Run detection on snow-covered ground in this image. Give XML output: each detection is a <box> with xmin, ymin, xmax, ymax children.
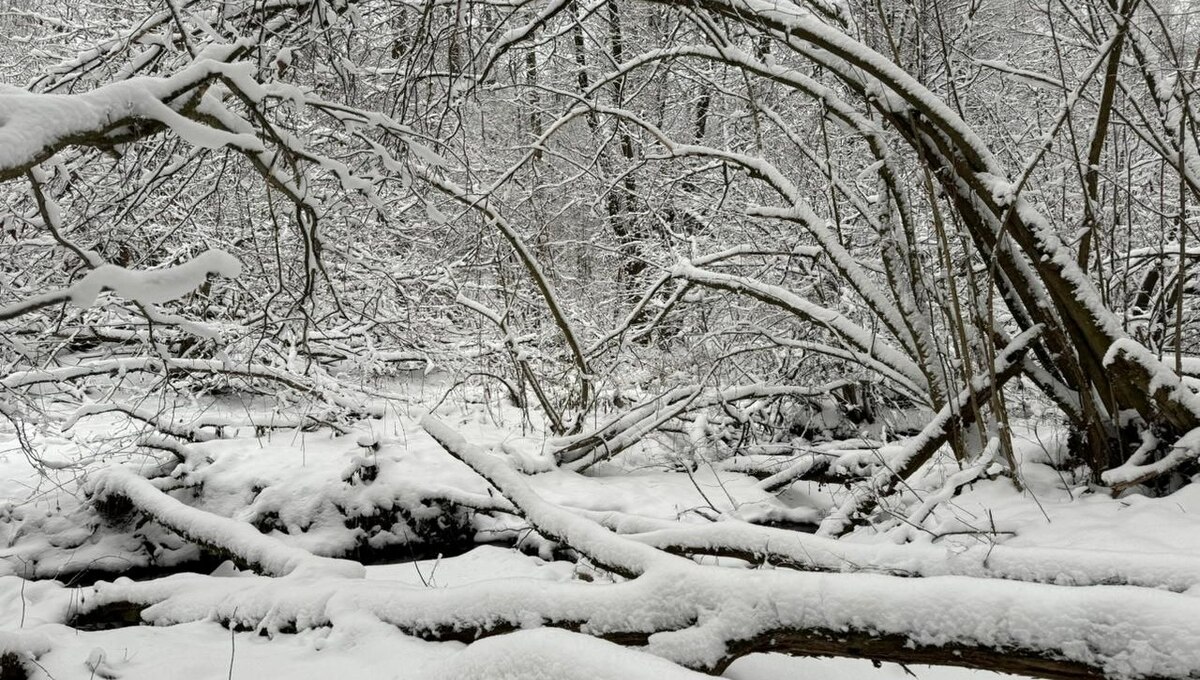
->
<box><xmin>2</xmin><ymin>385</ymin><xmax>1197</xmax><ymax>679</ymax></box>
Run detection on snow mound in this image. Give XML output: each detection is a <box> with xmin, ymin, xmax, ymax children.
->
<box><xmin>425</xmin><ymin>628</ymin><xmax>713</xmax><ymax>679</ymax></box>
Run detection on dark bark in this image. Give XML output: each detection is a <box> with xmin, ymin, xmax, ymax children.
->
<box><xmin>715</xmin><ymin>628</ymin><xmax>1109</xmax><ymax>680</ymax></box>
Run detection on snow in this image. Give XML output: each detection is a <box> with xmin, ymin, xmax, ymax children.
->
<box><xmin>70</xmin><ymin>551</ymin><xmax>1200</xmax><ymax>678</ymax></box>
<box><xmin>422</xmin><ymin>415</ymin><xmax>683</xmax><ymax>576</ymax></box>
<box><xmin>425</xmin><ymin>628</ymin><xmax>714</xmax><ymax>680</ymax></box>
<box><xmin>6</xmin><ymin>399</ymin><xmax>1200</xmax><ymax>679</ymax></box>
<box><xmin>88</xmin><ymin>466</ymin><xmax>366</xmax><ymax>578</ymax></box>
<box><xmin>0</xmin><ymin>58</ymin><xmax>264</xmax><ymax>177</ymax></box>
<box><xmin>3</xmin><ymin>618</ymin><xmax>451</xmax><ymax>680</ymax></box>
<box><xmin>7</xmin><ymin>0</ymin><xmax>1200</xmax><ymax>676</ymax></box>
<box><xmin>181</xmin><ymin>431</ymin><xmax>501</xmax><ymax>557</ymax></box>
<box><xmin>671</xmin><ymin>262</ymin><xmax>926</xmax><ymax>389</ymax></box>
<box><xmin>726</xmin><ymin>654</ymin><xmax>1009</xmax><ymax>679</ymax></box>
<box><xmin>0</xmin><ymin>249</ymin><xmax>241</xmax><ymax>323</ymax></box>
<box><xmin>365</xmin><ymin>545</ymin><xmax>576</xmax><ymax>586</ymax></box>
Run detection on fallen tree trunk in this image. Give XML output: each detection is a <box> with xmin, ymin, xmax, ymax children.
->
<box><xmin>88</xmin><ymin>467</ymin><xmax>365</xmax><ymax>578</ymax></box>
<box><xmin>75</xmin><ymin>536</ymin><xmax>1200</xmax><ymax>679</ymax></box>
<box><xmin>66</xmin><ymin>420</ymin><xmax>1200</xmax><ymax>680</ymax></box>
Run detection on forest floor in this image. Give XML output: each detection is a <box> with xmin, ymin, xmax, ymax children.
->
<box><xmin>2</xmin><ymin>373</ymin><xmax>1198</xmax><ymax>679</ymax></box>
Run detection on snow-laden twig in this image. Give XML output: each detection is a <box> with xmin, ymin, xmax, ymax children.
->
<box><xmin>2</xmin><ymin>357</ymin><xmax>368</xmax><ymax>413</ymax></box>
<box><xmin>899</xmin><ymin>436</ymin><xmax>1000</xmax><ymax>531</ymax></box>
<box><xmin>672</xmin><ymin>262</ymin><xmax>926</xmax><ymax>389</ymax></box>
<box><xmin>755</xmin><ymin>452</ymin><xmax>833</xmax><ymax>492</ymax></box>
<box><xmin>65</xmin><ymin>402</ymin><xmax>220</xmax><ymax>443</ymax></box>
<box><xmin>0</xmin><ymin>249</ymin><xmax>240</xmax><ymax>322</ymax></box>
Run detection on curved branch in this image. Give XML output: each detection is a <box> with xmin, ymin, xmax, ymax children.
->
<box><xmin>671</xmin><ymin>263</ymin><xmax>927</xmax><ymax>390</ymax></box>
<box><xmin>418</xmin><ymin>170</ymin><xmax>594</xmax><ymax>415</ymax></box>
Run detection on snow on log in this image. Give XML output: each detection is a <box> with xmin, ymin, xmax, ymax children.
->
<box><xmin>423</xmin><ymin>628</ymin><xmax>714</xmax><ymax>680</ymax></box>
<box><xmin>1104</xmin><ymin>339</ymin><xmax>1200</xmax><ymax>435</ymax></box>
<box><xmin>552</xmin><ymin>386</ymin><xmax>699</xmax><ymax>464</ymax></box>
<box><xmin>631</xmin><ymin>520</ymin><xmax>1200</xmax><ymax>591</ymax></box>
<box><xmin>81</xmin><ymin>551</ymin><xmax>1200</xmax><ymax>679</ymax></box>
<box><xmin>87</xmin><ymin>467</ymin><xmax>365</xmax><ymax>578</ymax></box>
<box><xmin>1102</xmin><ymin>426</ymin><xmax>1200</xmax><ymax>492</ymax></box>
<box><xmin>421</xmin><ymin>415</ymin><xmax>682</xmax><ymax>577</ymax></box>
<box><xmin>554</xmin><ymin>381</ymin><xmax>857</xmax><ymax>470</ymax></box>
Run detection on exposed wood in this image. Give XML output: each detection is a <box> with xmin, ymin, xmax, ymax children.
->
<box><xmin>715</xmin><ymin>629</ymin><xmax>1106</xmax><ymax>680</ymax></box>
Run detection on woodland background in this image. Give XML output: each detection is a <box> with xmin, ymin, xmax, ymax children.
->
<box><xmin>1</xmin><ymin>0</ymin><xmax>1200</xmax><ymax>677</ymax></box>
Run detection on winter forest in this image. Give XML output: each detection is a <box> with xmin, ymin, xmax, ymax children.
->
<box><xmin>0</xmin><ymin>0</ymin><xmax>1199</xmax><ymax>677</ymax></box>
